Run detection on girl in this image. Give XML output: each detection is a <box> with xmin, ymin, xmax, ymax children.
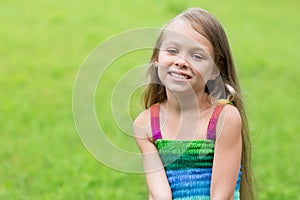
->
<box><xmin>134</xmin><ymin>8</ymin><xmax>254</xmax><ymax>200</ymax></box>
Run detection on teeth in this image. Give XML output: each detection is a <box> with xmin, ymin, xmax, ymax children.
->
<box><xmin>170</xmin><ymin>72</ymin><xmax>189</xmax><ymax>79</ymax></box>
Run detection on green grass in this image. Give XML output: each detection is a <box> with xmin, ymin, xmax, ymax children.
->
<box><xmin>1</xmin><ymin>0</ymin><xmax>299</xmax><ymax>199</ymax></box>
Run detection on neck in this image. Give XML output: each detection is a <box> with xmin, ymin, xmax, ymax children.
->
<box><xmin>164</xmin><ymin>89</ymin><xmax>212</xmax><ymax>114</ymax></box>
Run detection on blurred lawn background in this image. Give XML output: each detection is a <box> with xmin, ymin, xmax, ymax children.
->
<box><xmin>1</xmin><ymin>0</ymin><xmax>299</xmax><ymax>199</ymax></box>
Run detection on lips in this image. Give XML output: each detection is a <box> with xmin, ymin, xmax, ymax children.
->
<box><xmin>168</xmin><ymin>71</ymin><xmax>192</xmax><ymax>80</ymax></box>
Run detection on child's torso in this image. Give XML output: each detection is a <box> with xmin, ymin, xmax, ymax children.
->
<box><xmin>150</xmin><ymin>103</ymin><xmax>241</xmax><ymax>200</ymax></box>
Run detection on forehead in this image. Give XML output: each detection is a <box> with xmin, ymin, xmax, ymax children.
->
<box><xmin>162</xmin><ymin>20</ymin><xmax>214</xmax><ymax>56</ymax></box>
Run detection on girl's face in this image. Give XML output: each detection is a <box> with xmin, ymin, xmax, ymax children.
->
<box><xmin>157</xmin><ymin>20</ymin><xmax>216</xmax><ymax>94</ymax></box>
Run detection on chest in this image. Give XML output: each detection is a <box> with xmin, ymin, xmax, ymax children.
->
<box><xmin>159</xmin><ymin>110</ymin><xmax>212</xmax><ymax>140</ymax></box>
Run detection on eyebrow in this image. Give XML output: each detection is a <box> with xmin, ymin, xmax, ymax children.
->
<box><xmin>161</xmin><ymin>41</ymin><xmax>179</xmax><ymax>46</ymax></box>
<box><xmin>162</xmin><ymin>40</ymin><xmax>207</xmax><ymax>53</ymax></box>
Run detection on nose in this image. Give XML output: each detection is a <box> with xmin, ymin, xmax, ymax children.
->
<box><xmin>174</xmin><ymin>56</ymin><xmax>189</xmax><ymax>68</ymax></box>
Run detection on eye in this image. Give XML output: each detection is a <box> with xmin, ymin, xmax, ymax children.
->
<box><xmin>166</xmin><ymin>48</ymin><xmax>178</xmax><ymax>55</ymax></box>
<box><xmin>192</xmin><ymin>54</ymin><xmax>204</xmax><ymax>61</ymax></box>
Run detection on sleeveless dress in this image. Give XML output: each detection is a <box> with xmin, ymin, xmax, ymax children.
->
<box><xmin>150</xmin><ymin>103</ymin><xmax>242</xmax><ymax>200</ymax></box>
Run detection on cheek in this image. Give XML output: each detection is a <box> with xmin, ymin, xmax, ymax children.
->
<box><xmin>157</xmin><ymin>65</ymin><xmax>167</xmax><ymax>80</ymax></box>
<box><xmin>158</xmin><ymin>52</ymin><xmax>172</xmax><ymax>66</ymax></box>
<box><xmin>192</xmin><ymin>61</ymin><xmax>216</xmax><ymax>81</ymax></box>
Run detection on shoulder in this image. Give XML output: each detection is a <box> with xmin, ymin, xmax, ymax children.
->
<box><xmin>222</xmin><ymin>104</ymin><xmax>242</xmax><ymax>125</ymax></box>
<box><xmin>216</xmin><ymin>104</ymin><xmax>242</xmax><ymax>141</ymax></box>
<box><xmin>133</xmin><ymin>109</ymin><xmax>150</xmax><ymax>130</ymax></box>
<box><xmin>133</xmin><ymin>109</ymin><xmax>157</xmax><ymax>152</ymax></box>
<box><xmin>133</xmin><ymin>109</ymin><xmax>151</xmax><ymax>139</ymax></box>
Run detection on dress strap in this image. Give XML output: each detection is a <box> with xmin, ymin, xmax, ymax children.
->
<box><xmin>206</xmin><ymin>102</ymin><xmax>228</xmax><ymax>140</ymax></box>
<box><xmin>150</xmin><ymin>104</ymin><xmax>162</xmax><ymax>142</ymax></box>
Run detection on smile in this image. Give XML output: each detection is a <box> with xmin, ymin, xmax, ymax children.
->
<box><xmin>168</xmin><ymin>72</ymin><xmax>191</xmax><ymax>80</ymax></box>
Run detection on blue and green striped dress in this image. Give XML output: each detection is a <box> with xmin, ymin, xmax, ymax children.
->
<box><xmin>150</xmin><ymin>103</ymin><xmax>241</xmax><ymax>200</ymax></box>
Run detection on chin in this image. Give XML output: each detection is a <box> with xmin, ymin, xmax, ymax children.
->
<box><xmin>166</xmin><ymin>86</ymin><xmax>195</xmax><ymax>94</ymax></box>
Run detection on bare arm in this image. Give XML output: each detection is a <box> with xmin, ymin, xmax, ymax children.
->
<box><xmin>210</xmin><ymin>105</ymin><xmax>242</xmax><ymax>200</ymax></box>
<box><xmin>133</xmin><ymin>110</ymin><xmax>172</xmax><ymax>200</ymax></box>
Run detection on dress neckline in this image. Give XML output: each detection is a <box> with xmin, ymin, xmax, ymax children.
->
<box><xmin>150</xmin><ymin>102</ymin><xmax>228</xmax><ymax>142</ymax></box>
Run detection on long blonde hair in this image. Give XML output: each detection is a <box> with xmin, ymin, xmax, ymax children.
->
<box><xmin>143</xmin><ymin>8</ymin><xmax>254</xmax><ymax>199</ymax></box>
